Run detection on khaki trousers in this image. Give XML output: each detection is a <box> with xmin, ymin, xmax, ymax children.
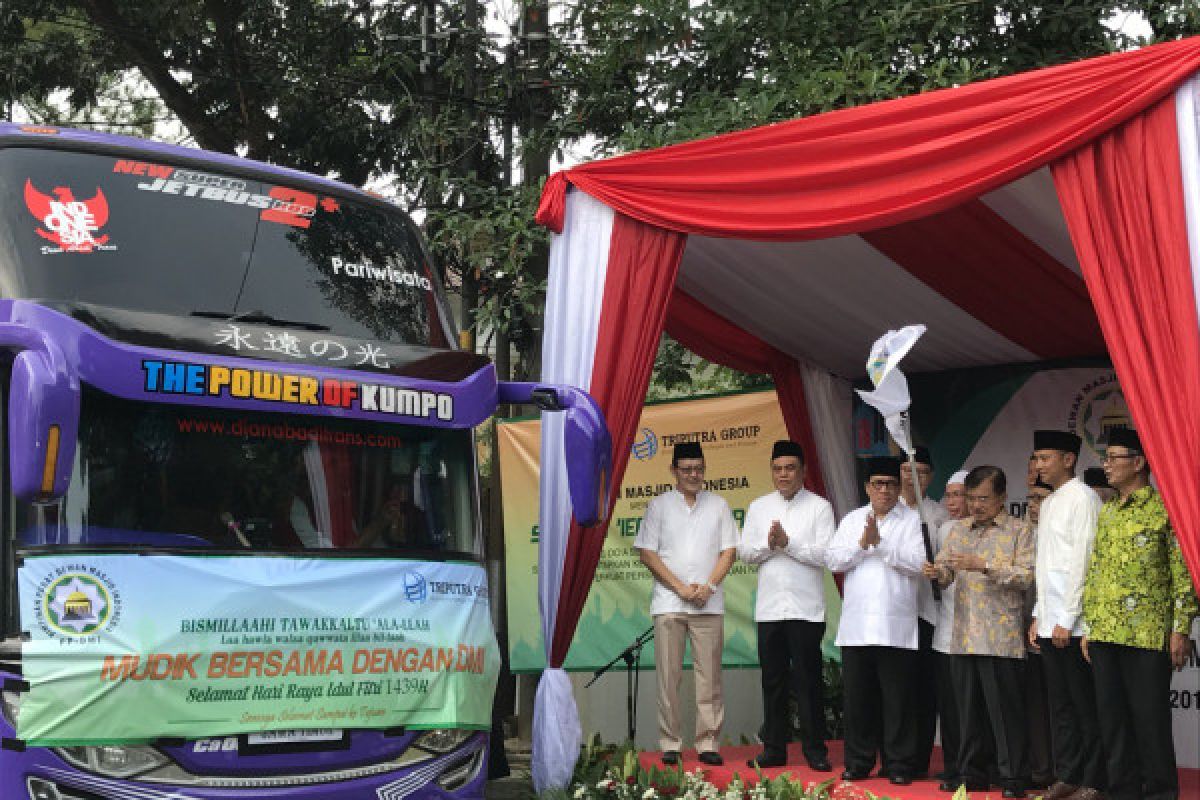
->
<box><xmin>653</xmin><ymin>612</ymin><xmax>724</xmax><ymax>752</ymax></box>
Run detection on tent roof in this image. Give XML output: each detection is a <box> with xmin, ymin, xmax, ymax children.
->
<box><xmin>537</xmin><ymin>37</ymin><xmax>1200</xmax><ymax>377</ymax></box>
<box><xmin>677</xmin><ymin>167</ymin><xmax>1097</xmax><ymax>377</ymax></box>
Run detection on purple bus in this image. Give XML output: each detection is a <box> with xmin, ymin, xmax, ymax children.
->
<box><xmin>0</xmin><ymin>124</ymin><xmax>609</xmax><ymax>800</ymax></box>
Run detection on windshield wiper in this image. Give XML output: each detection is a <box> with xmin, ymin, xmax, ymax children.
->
<box><xmin>191</xmin><ymin>309</ymin><xmax>331</xmax><ymax>332</ymax></box>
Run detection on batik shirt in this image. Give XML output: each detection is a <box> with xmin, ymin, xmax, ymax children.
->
<box><xmin>934</xmin><ymin>511</ymin><xmax>1034</xmax><ymax>659</ymax></box>
<box><xmin>1082</xmin><ymin>486</ymin><xmax>1199</xmax><ymax>651</ymax></box>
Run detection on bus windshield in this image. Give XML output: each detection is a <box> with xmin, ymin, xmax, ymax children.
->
<box><xmin>0</xmin><ymin>146</ymin><xmax>452</xmax><ymax>347</ymax></box>
<box><xmin>14</xmin><ymin>388</ymin><xmax>481</xmax><ymax>557</ymax></box>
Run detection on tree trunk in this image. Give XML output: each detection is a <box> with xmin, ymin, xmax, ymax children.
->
<box><xmin>517</xmin><ymin>0</ymin><xmax>552</xmax><ymax>381</ymax></box>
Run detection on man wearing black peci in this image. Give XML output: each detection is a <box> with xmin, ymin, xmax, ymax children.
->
<box><xmin>634</xmin><ymin>441</ymin><xmax>738</xmax><ymax>767</ymax></box>
<box><xmin>1029</xmin><ymin>430</ymin><xmax>1104</xmax><ymax>800</ymax></box>
<box><xmin>827</xmin><ymin>456</ymin><xmax>925</xmax><ymax>785</ymax></box>
<box><xmin>1082</xmin><ymin>427</ymin><xmax>1198</xmax><ymax>800</ymax></box>
<box><xmin>740</xmin><ymin>440</ymin><xmax>836</xmax><ymax>771</ymax></box>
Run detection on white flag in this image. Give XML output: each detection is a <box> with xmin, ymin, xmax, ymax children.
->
<box><xmin>856</xmin><ymin>325</ymin><xmax>926</xmax><ymax>455</ymax></box>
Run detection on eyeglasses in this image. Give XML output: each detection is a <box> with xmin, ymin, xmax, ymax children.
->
<box><xmin>868</xmin><ymin>479</ymin><xmax>899</xmax><ymax>490</ymax></box>
<box><xmin>1101</xmin><ymin>452</ymin><xmax>1140</xmax><ymax>463</ymax></box>
<box><xmin>674</xmin><ymin>465</ymin><xmax>705</xmax><ymax>475</ymax></box>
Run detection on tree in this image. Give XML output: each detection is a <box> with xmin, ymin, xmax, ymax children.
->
<box><xmin>2</xmin><ymin>2</ymin><xmax>431</xmax><ymax>182</ymax></box>
<box><xmin>647</xmin><ymin>335</ymin><xmax>772</xmax><ymax>401</ymax></box>
<box><xmin>556</xmin><ymin>0</ymin><xmax>1142</xmax><ymax>154</ymax></box>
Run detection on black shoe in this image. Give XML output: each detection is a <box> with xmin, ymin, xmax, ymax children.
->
<box><xmin>661</xmin><ymin>751</ymin><xmax>680</xmax><ymax>766</ymax></box>
<box><xmin>698</xmin><ymin>751</ymin><xmax>723</xmax><ymax>766</ymax></box>
<box><xmin>841</xmin><ymin>769</ymin><xmax>872</xmax><ymax>781</ymax></box>
<box><xmin>888</xmin><ymin>773</ymin><xmax>913</xmax><ymax>786</ymax></box>
<box><xmin>806</xmin><ymin>757</ymin><xmax>833</xmax><ymax>772</ymax></box>
<box><xmin>1002</xmin><ymin>790</ymin><xmax>1025</xmax><ymax>799</ymax></box>
<box><xmin>942</xmin><ymin>779</ymin><xmax>989</xmax><ymax>792</ymax></box>
<box><xmin>747</xmin><ymin>752</ymin><xmax>787</xmax><ymax>769</ymax></box>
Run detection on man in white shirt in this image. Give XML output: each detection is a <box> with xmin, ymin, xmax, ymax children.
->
<box><xmin>634</xmin><ymin>442</ymin><xmax>738</xmax><ymax>767</ymax></box>
<box><xmin>1028</xmin><ymin>430</ymin><xmax>1104</xmax><ymax>800</ymax></box>
<box><xmin>739</xmin><ymin>440</ymin><xmax>836</xmax><ymax>771</ymax></box>
<box><xmin>828</xmin><ymin>456</ymin><xmax>926</xmax><ymax>785</ymax></box>
<box><xmin>932</xmin><ymin>469</ymin><xmax>969</xmax><ymax>790</ymax></box>
<box><xmin>903</xmin><ymin>445</ymin><xmax>952</xmax><ymax>533</ymax></box>
<box><xmin>901</xmin><ymin>444</ymin><xmax>950</xmax><ymax>778</ymax></box>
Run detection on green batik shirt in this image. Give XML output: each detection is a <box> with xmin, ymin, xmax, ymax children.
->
<box><xmin>1082</xmin><ymin>486</ymin><xmax>1199</xmax><ymax>651</ymax></box>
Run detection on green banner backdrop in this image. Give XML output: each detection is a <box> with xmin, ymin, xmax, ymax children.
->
<box><xmin>499</xmin><ymin>390</ymin><xmax>843</xmax><ymax>673</ymax></box>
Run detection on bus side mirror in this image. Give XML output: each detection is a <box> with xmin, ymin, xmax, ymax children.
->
<box><xmin>498</xmin><ymin>382</ymin><xmax>612</xmax><ymax>527</ymax></box>
<box><xmin>9</xmin><ymin>349</ymin><xmax>80</xmax><ymax>501</ymax></box>
<box><xmin>559</xmin><ymin>388</ymin><xmax>612</xmax><ymax>527</ymax></box>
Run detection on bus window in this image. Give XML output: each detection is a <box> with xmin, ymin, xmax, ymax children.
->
<box><xmin>0</xmin><ymin>147</ymin><xmax>454</xmax><ymax>347</ymax></box>
<box><xmin>10</xmin><ymin>388</ymin><xmax>480</xmax><ymax>557</ymax></box>
<box><xmin>0</xmin><ymin>148</ymin><xmax>254</xmax><ymax>314</ymax></box>
<box><xmin>237</xmin><ymin>195</ymin><xmax>453</xmax><ymax>348</ymax></box>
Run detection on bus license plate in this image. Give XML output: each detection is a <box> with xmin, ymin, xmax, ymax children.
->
<box><xmin>245</xmin><ymin>729</ymin><xmax>344</xmax><ymax>746</ymax></box>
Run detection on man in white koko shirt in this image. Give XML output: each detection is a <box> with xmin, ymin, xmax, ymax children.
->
<box><xmin>739</xmin><ymin>440</ymin><xmax>836</xmax><ymax>771</ymax></box>
<box><xmin>635</xmin><ymin>441</ymin><xmax>737</xmax><ymax>767</ymax></box>
<box><xmin>1029</xmin><ymin>430</ymin><xmax>1103</xmax><ymax>800</ymax></box>
<box><xmin>828</xmin><ymin>455</ymin><xmax>925</xmax><ymax>786</ymax></box>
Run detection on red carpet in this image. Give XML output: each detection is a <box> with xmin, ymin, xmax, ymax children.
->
<box><xmin>638</xmin><ymin>742</ymin><xmax>1200</xmax><ymax>799</ymax></box>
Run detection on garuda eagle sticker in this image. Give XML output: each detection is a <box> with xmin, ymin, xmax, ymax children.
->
<box><xmin>24</xmin><ymin>179</ymin><xmax>114</xmax><ymax>254</ymax></box>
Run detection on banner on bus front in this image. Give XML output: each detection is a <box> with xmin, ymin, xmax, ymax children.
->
<box><xmin>15</xmin><ymin>554</ymin><xmax>499</xmax><ymax>745</ymax></box>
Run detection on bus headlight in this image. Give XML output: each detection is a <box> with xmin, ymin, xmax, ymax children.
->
<box><xmin>0</xmin><ymin>689</ymin><xmax>18</xmax><ymax>727</ymax></box>
<box><xmin>413</xmin><ymin>729</ymin><xmax>472</xmax><ymax>754</ymax></box>
<box><xmin>55</xmin><ymin>745</ymin><xmax>170</xmax><ymax>778</ymax></box>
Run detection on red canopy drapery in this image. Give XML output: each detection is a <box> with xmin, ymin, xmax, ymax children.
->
<box><xmin>537</xmin><ymin>36</ymin><xmax>1200</xmax><ymax>240</ymax></box>
<box><xmin>1053</xmin><ymin>92</ymin><xmax>1200</xmax><ymax>587</ymax></box>
<box><xmin>548</xmin><ymin>213</ymin><xmax>685</xmax><ymax>666</ymax></box>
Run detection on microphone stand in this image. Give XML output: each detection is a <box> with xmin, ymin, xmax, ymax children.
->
<box><xmin>586</xmin><ymin>626</ymin><xmax>654</xmax><ymax>744</ymax></box>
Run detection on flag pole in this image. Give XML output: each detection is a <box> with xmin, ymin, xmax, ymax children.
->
<box><xmin>900</xmin><ymin>411</ymin><xmax>940</xmax><ymax>601</ymax></box>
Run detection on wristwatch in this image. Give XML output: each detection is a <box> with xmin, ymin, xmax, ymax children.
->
<box><xmin>705</xmin><ymin>583</ymin><xmax>718</xmax><ymax>592</ymax></box>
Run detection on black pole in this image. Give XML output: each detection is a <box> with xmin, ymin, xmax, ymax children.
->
<box><xmin>586</xmin><ymin>626</ymin><xmax>654</xmax><ymax>744</ymax></box>
<box><xmin>900</xmin><ymin>412</ymin><xmax>941</xmax><ymax>601</ymax></box>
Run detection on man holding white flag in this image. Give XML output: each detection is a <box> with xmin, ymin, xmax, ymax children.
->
<box><xmin>856</xmin><ymin>325</ymin><xmax>940</xmax><ymax>597</ymax></box>
<box><xmin>828</xmin><ymin>456</ymin><xmax>926</xmax><ymax>784</ymax></box>
<box><xmin>837</xmin><ymin>325</ymin><xmax>942</xmax><ymax>785</ymax></box>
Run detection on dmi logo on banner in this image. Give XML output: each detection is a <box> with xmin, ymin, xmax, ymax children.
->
<box><xmin>32</xmin><ymin>570</ymin><xmax>122</xmax><ymax>639</ymax></box>
<box><xmin>1067</xmin><ymin>373</ymin><xmax>1131</xmax><ymax>458</ymax></box>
